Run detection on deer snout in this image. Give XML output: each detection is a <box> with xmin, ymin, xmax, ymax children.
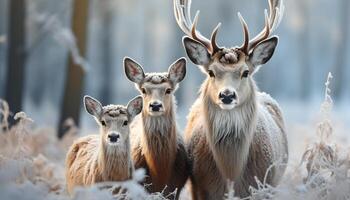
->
<box><xmin>219</xmin><ymin>89</ymin><xmax>237</xmax><ymax>104</ymax></box>
<box><xmin>149</xmin><ymin>102</ymin><xmax>163</xmax><ymax>112</ymax></box>
<box><xmin>108</xmin><ymin>132</ymin><xmax>120</xmax><ymax>143</ymax></box>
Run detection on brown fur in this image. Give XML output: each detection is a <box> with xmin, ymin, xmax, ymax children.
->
<box><xmin>131</xmin><ymin>98</ymin><xmax>189</xmax><ymax>199</ymax></box>
<box><xmin>175</xmin><ymin>0</ymin><xmax>287</xmax><ymax>198</ymax></box>
<box><xmin>65</xmin><ymin>97</ymin><xmax>142</xmax><ymax>195</ymax></box>
<box><xmin>124</xmin><ymin>57</ymin><xmax>189</xmax><ymax>199</ymax></box>
<box><xmin>65</xmin><ymin>134</ymin><xmax>132</xmax><ymax>194</ymax></box>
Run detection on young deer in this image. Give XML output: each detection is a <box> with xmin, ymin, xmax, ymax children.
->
<box><xmin>124</xmin><ymin>57</ymin><xmax>189</xmax><ymax>199</ymax></box>
<box><xmin>174</xmin><ymin>0</ymin><xmax>288</xmax><ymax>198</ymax></box>
<box><xmin>65</xmin><ymin>96</ymin><xmax>143</xmax><ymax>194</ymax></box>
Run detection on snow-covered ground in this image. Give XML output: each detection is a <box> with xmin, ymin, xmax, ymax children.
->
<box><xmin>1</xmin><ymin>77</ymin><xmax>350</xmax><ymax>199</ymax></box>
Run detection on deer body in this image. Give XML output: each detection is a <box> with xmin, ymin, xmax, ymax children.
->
<box><xmin>131</xmin><ymin>103</ymin><xmax>188</xmax><ymax>196</ymax></box>
<box><xmin>65</xmin><ymin>96</ymin><xmax>143</xmax><ymax>194</ymax></box>
<box><xmin>186</xmin><ymin>80</ymin><xmax>288</xmax><ymax>198</ymax></box>
<box><xmin>65</xmin><ymin>134</ymin><xmax>132</xmax><ymax>194</ymax></box>
<box><xmin>174</xmin><ymin>0</ymin><xmax>288</xmax><ymax>198</ymax></box>
<box><xmin>124</xmin><ymin>58</ymin><xmax>189</xmax><ymax>199</ymax></box>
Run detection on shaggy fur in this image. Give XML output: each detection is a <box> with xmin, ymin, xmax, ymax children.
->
<box><xmin>185</xmin><ymin>78</ymin><xmax>288</xmax><ymax>199</ymax></box>
<box><xmin>65</xmin><ymin>98</ymin><xmax>142</xmax><ymax>195</ymax></box>
<box><xmin>65</xmin><ymin>134</ymin><xmax>132</xmax><ymax>194</ymax></box>
<box><xmin>131</xmin><ymin>100</ymin><xmax>189</xmax><ymax>198</ymax></box>
<box><xmin>124</xmin><ymin>57</ymin><xmax>189</xmax><ymax>199</ymax></box>
<box><xmin>175</xmin><ymin>0</ymin><xmax>287</xmax><ymax>197</ymax></box>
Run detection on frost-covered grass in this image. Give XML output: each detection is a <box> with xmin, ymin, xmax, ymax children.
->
<box><xmin>0</xmin><ymin>73</ymin><xmax>349</xmax><ymax>200</ymax></box>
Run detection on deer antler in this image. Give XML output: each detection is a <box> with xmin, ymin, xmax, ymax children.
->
<box><xmin>174</xmin><ymin>0</ymin><xmax>284</xmax><ymax>55</ymax></box>
<box><xmin>174</xmin><ymin>0</ymin><xmax>222</xmax><ymax>54</ymax></box>
<box><xmin>239</xmin><ymin>0</ymin><xmax>285</xmax><ymax>54</ymax></box>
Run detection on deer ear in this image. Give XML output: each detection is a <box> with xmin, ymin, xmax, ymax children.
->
<box><xmin>84</xmin><ymin>96</ymin><xmax>103</xmax><ymax>118</ymax></box>
<box><xmin>168</xmin><ymin>57</ymin><xmax>186</xmax><ymax>84</ymax></box>
<box><xmin>127</xmin><ymin>96</ymin><xmax>143</xmax><ymax>119</ymax></box>
<box><xmin>124</xmin><ymin>57</ymin><xmax>145</xmax><ymax>84</ymax></box>
<box><xmin>249</xmin><ymin>36</ymin><xmax>278</xmax><ymax>67</ymax></box>
<box><xmin>182</xmin><ymin>36</ymin><xmax>211</xmax><ymax>66</ymax></box>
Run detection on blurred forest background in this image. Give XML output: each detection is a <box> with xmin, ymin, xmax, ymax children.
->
<box><xmin>0</xmin><ymin>0</ymin><xmax>349</xmax><ymax>137</ymax></box>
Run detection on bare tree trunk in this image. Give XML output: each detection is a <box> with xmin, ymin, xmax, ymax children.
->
<box><xmin>58</xmin><ymin>0</ymin><xmax>89</xmax><ymax>138</ymax></box>
<box><xmin>99</xmin><ymin>2</ymin><xmax>113</xmax><ymax>104</ymax></box>
<box><xmin>332</xmin><ymin>0</ymin><xmax>349</xmax><ymax>100</ymax></box>
<box><xmin>5</xmin><ymin>0</ymin><xmax>26</xmax><ymax>126</ymax></box>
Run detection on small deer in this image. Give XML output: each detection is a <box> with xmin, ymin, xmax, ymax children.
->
<box><xmin>124</xmin><ymin>57</ymin><xmax>189</xmax><ymax>199</ymax></box>
<box><xmin>65</xmin><ymin>95</ymin><xmax>143</xmax><ymax>195</ymax></box>
<box><xmin>174</xmin><ymin>0</ymin><xmax>288</xmax><ymax>198</ymax></box>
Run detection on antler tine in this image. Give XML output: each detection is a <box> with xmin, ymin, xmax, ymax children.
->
<box><xmin>247</xmin><ymin>0</ymin><xmax>284</xmax><ymax>51</ymax></box>
<box><xmin>174</xmin><ymin>0</ymin><xmax>190</xmax><ymax>35</ymax></box>
<box><xmin>238</xmin><ymin>12</ymin><xmax>250</xmax><ymax>55</ymax></box>
<box><xmin>210</xmin><ymin>23</ymin><xmax>222</xmax><ymax>54</ymax></box>
<box><xmin>184</xmin><ymin>0</ymin><xmax>194</xmax><ymax>28</ymax></box>
<box><xmin>190</xmin><ymin>11</ymin><xmax>213</xmax><ymax>51</ymax></box>
<box><xmin>174</xmin><ymin>0</ymin><xmax>213</xmax><ymax>52</ymax></box>
<box><xmin>248</xmin><ymin>10</ymin><xmax>271</xmax><ymax>50</ymax></box>
<box><xmin>271</xmin><ymin>1</ymin><xmax>285</xmax><ymax>33</ymax></box>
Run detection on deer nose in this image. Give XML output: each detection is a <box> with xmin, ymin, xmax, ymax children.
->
<box><xmin>149</xmin><ymin>102</ymin><xmax>163</xmax><ymax>112</ymax></box>
<box><xmin>219</xmin><ymin>90</ymin><xmax>236</xmax><ymax>104</ymax></box>
<box><xmin>108</xmin><ymin>133</ymin><xmax>120</xmax><ymax>143</ymax></box>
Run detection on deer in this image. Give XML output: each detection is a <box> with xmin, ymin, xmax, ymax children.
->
<box><xmin>174</xmin><ymin>0</ymin><xmax>288</xmax><ymax>198</ymax></box>
<box><xmin>65</xmin><ymin>95</ymin><xmax>143</xmax><ymax>195</ymax></box>
<box><xmin>124</xmin><ymin>57</ymin><xmax>189</xmax><ymax>199</ymax></box>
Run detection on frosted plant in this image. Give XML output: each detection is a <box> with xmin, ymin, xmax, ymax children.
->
<box><xmin>318</xmin><ymin>72</ymin><xmax>334</xmax><ymax>141</ymax></box>
<box><xmin>0</xmin><ymin>106</ymin><xmax>172</xmax><ymax>200</ymax></box>
<box><xmin>299</xmin><ymin>72</ymin><xmax>349</xmax><ymax>198</ymax></box>
<box><xmin>13</xmin><ymin>112</ymin><xmax>34</xmax><ymax>155</ymax></box>
<box><xmin>247</xmin><ymin>158</ymin><xmax>289</xmax><ymax>199</ymax></box>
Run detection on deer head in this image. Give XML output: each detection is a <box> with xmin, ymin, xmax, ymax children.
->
<box><xmin>124</xmin><ymin>57</ymin><xmax>186</xmax><ymax>117</ymax></box>
<box><xmin>84</xmin><ymin>95</ymin><xmax>143</xmax><ymax>147</ymax></box>
<box><xmin>174</xmin><ymin>0</ymin><xmax>284</xmax><ymax>110</ymax></box>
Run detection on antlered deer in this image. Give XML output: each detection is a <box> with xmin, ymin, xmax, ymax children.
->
<box><xmin>124</xmin><ymin>57</ymin><xmax>189</xmax><ymax>199</ymax></box>
<box><xmin>65</xmin><ymin>95</ymin><xmax>143</xmax><ymax>194</ymax></box>
<box><xmin>174</xmin><ymin>0</ymin><xmax>288</xmax><ymax>198</ymax></box>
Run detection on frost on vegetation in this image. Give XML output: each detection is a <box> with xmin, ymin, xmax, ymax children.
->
<box><xmin>299</xmin><ymin>72</ymin><xmax>350</xmax><ymax>199</ymax></box>
<box><xmin>223</xmin><ymin>72</ymin><xmax>350</xmax><ymax>200</ymax></box>
<box><xmin>0</xmin><ymin>100</ymin><xmax>170</xmax><ymax>200</ymax></box>
<box><xmin>68</xmin><ymin>169</ymin><xmax>151</xmax><ymax>200</ymax></box>
<box><xmin>1</xmin><ymin>72</ymin><xmax>350</xmax><ymax>200</ymax></box>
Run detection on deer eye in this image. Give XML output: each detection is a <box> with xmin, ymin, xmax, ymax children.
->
<box><xmin>123</xmin><ymin>120</ymin><xmax>128</xmax><ymax>126</ymax></box>
<box><xmin>242</xmin><ymin>70</ymin><xmax>249</xmax><ymax>78</ymax></box>
<box><xmin>101</xmin><ymin>120</ymin><xmax>106</xmax><ymax>126</ymax></box>
<box><xmin>208</xmin><ymin>70</ymin><xmax>215</xmax><ymax>78</ymax></box>
<box><xmin>165</xmin><ymin>88</ymin><xmax>172</xmax><ymax>94</ymax></box>
<box><xmin>141</xmin><ymin>88</ymin><xmax>146</xmax><ymax>94</ymax></box>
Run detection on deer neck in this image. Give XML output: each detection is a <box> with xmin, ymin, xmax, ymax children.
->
<box><xmin>98</xmin><ymin>136</ymin><xmax>132</xmax><ymax>181</ymax></box>
<box><xmin>141</xmin><ymin>102</ymin><xmax>177</xmax><ymax>190</ymax></box>
<box><xmin>202</xmin><ymin>79</ymin><xmax>257</xmax><ymax>180</ymax></box>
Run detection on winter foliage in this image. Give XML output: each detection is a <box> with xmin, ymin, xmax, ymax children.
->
<box><xmin>0</xmin><ymin>73</ymin><xmax>349</xmax><ymax>199</ymax></box>
<box><xmin>0</xmin><ymin>0</ymin><xmax>349</xmax><ymax>199</ymax></box>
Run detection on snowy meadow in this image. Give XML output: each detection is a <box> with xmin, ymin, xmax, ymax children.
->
<box><xmin>1</xmin><ymin>0</ymin><xmax>350</xmax><ymax>199</ymax></box>
<box><xmin>0</xmin><ymin>73</ymin><xmax>349</xmax><ymax>200</ymax></box>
